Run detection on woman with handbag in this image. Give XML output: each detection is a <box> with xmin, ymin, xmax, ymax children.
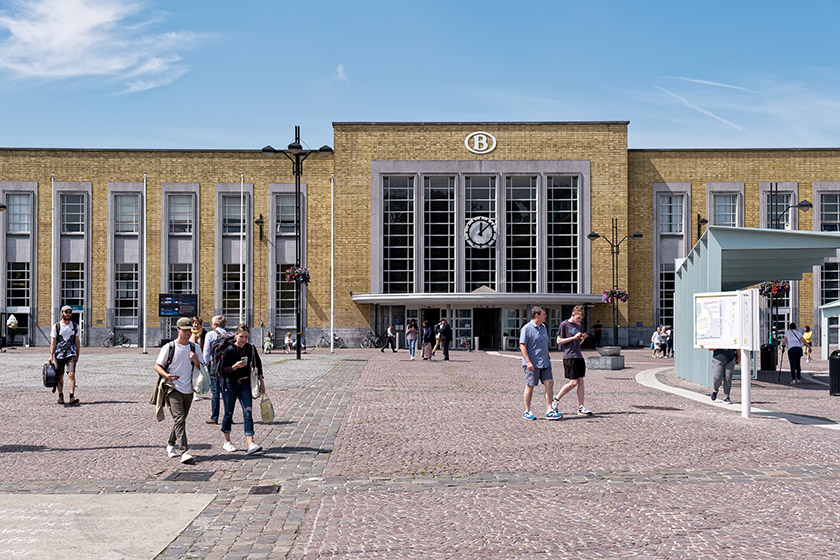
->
<box><xmin>782</xmin><ymin>322</ymin><xmax>804</xmax><ymax>384</ymax></box>
<box><xmin>219</xmin><ymin>323</ymin><xmax>265</xmax><ymax>455</ymax></box>
<box><xmin>421</xmin><ymin>320</ymin><xmax>434</xmax><ymax>360</ymax></box>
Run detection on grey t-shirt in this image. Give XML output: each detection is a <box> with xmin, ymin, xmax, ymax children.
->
<box><xmin>558</xmin><ymin>320</ymin><xmax>584</xmax><ymax>360</ymax></box>
<box><xmin>520</xmin><ymin>321</ymin><xmax>550</xmax><ymax>368</ymax></box>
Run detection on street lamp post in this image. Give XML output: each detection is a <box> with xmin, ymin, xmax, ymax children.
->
<box><xmin>588</xmin><ymin>218</ymin><xmax>643</xmax><ymax>346</ymax></box>
<box><xmin>262</xmin><ymin>126</ymin><xmax>333</xmax><ymax>360</ymax></box>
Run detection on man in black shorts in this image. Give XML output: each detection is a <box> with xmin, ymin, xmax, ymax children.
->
<box><xmin>552</xmin><ymin>305</ymin><xmax>593</xmax><ymax>416</ymax></box>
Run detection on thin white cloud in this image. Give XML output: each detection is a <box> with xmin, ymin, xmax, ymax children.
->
<box><xmin>664</xmin><ymin>76</ymin><xmax>753</xmax><ymax>93</ymax></box>
<box><xmin>0</xmin><ymin>0</ymin><xmax>202</xmax><ymax>93</ymax></box>
<box><xmin>332</xmin><ymin>63</ymin><xmax>347</xmax><ymax>82</ymax></box>
<box><xmin>653</xmin><ymin>85</ymin><xmax>746</xmax><ymax>132</ymax></box>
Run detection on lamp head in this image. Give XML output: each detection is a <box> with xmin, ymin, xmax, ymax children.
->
<box><xmin>698</xmin><ymin>218</ymin><xmax>709</xmax><ymax>226</ymax></box>
<box><xmin>286</xmin><ymin>141</ymin><xmax>303</xmax><ymax>154</ymax></box>
<box><xmin>630</xmin><ymin>232</ymin><xmax>644</xmax><ymax>239</ymax></box>
<box><xmin>261</xmin><ymin>145</ymin><xmax>276</xmax><ymax>153</ymax></box>
<box><xmin>587</xmin><ymin>232</ymin><xmax>600</xmax><ymax>240</ymax></box>
<box><xmin>319</xmin><ymin>145</ymin><xmax>334</xmax><ymax>153</ymax></box>
<box><xmin>796</xmin><ymin>200</ymin><xmax>813</xmax><ymax>211</ymax></box>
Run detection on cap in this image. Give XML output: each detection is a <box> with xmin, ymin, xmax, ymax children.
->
<box><xmin>61</xmin><ymin>305</ymin><xmax>72</xmax><ymax>312</ymax></box>
<box><xmin>176</xmin><ymin>317</ymin><xmax>193</xmax><ymax>330</ymax></box>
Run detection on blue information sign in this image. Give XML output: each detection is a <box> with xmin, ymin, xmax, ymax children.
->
<box><xmin>159</xmin><ymin>294</ymin><xmax>198</xmax><ymax>318</ymax></box>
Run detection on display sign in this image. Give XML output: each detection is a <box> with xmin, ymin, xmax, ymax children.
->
<box><xmin>693</xmin><ymin>289</ymin><xmax>759</xmax><ymax>351</ymax></box>
<box><xmin>159</xmin><ymin>294</ymin><xmax>198</xmax><ymax>318</ymax></box>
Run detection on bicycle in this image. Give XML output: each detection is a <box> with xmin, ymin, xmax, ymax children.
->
<box><xmin>102</xmin><ymin>331</ymin><xmax>131</xmax><ymax>347</ymax></box>
<box><xmin>360</xmin><ymin>332</ymin><xmax>385</xmax><ymax>349</ymax></box>
<box><xmin>458</xmin><ymin>337</ymin><xmax>473</xmax><ymax>352</ymax></box>
<box><xmin>316</xmin><ymin>332</ymin><xmax>346</xmax><ymax>348</ymax></box>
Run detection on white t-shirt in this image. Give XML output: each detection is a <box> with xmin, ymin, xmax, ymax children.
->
<box><xmin>784</xmin><ymin>329</ymin><xmax>803</xmax><ymax>349</ymax></box>
<box><xmin>51</xmin><ymin>321</ymin><xmax>78</xmax><ymax>357</ymax></box>
<box><xmin>156</xmin><ymin>341</ymin><xmax>197</xmax><ymax>394</ymax></box>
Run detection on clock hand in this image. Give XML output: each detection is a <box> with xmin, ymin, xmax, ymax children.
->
<box><xmin>478</xmin><ymin>223</ymin><xmax>487</xmax><ymax>236</ymax></box>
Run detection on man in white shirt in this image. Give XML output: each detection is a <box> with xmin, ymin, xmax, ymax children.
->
<box><xmin>202</xmin><ymin>315</ymin><xmax>228</xmax><ymax>424</ymax></box>
<box><xmin>49</xmin><ymin>305</ymin><xmax>81</xmax><ymax>406</ymax></box>
<box><xmin>155</xmin><ymin>317</ymin><xmax>203</xmax><ymax>464</ymax></box>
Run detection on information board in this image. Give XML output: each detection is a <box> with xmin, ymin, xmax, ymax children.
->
<box><xmin>693</xmin><ymin>289</ymin><xmax>759</xmax><ymax>351</ymax></box>
<box><xmin>159</xmin><ymin>294</ymin><xmax>198</xmax><ymax>318</ymax></box>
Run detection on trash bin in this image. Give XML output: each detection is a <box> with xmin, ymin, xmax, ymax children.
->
<box><xmin>760</xmin><ymin>343</ymin><xmax>777</xmax><ymax>371</ymax></box>
<box><xmin>830</xmin><ymin>350</ymin><xmax>840</xmax><ymax>396</ymax></box>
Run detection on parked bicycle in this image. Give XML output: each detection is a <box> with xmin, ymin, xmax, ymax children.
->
<box><xmin>360</xmin><ymin>331</ymin><xmax>385</xmax><ymax>349</ymax></box>
<box><xmin>316</xmin><ymin>332</ymin><xmax>346</xmax><ymax>348</ymax></box>
<box><xmin>458</xmin><ymin>337</ymin><xmax>473</xmax><ymax>351</ymax></box>
<box><xmin>102</xmin><ymin>331</ymin><xmax>131</xmax><ymax>347</ymax></box>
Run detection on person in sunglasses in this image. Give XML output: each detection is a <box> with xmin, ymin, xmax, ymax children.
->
<box><xmin>49</xmin><ymin>305</ymin><xmax>81</xmax><ymax>406</ymax></box>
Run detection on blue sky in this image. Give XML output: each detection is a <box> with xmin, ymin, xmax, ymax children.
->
<box><xmin>1</xmin><ymin>0</ymin><xmax>840</xmax><ymax>150</ymax></box>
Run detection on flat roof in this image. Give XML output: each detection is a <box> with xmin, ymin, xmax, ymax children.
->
<box><xmin>333</xmin><ymin>121</ymin><xmax>630</xmax><ymax>126</ymax></box>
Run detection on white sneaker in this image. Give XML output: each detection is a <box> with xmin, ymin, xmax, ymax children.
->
<box><xmin>166</xmin><ymin>444</ymin><xmax>178</xmax><ymax>458</ymax></box>
<box><xmin>410</xmin><ymin>356</ymin><xmax>415</xmax><ymax>360</ymax></box>
<box><xmin>180</xmin><ymin>450</ymin><xmax>195</xmax><ymax>464</ymax></box>
<box><xmin>578</xmin><ymin>405</ymin><xmax>593</xmax><ymax>416</ymax></box>
<box><xmin>246</xmin><ymin>443</ymin><xmax>262</xmax><ymax>455</ymax></box>
<box><xmin>223</xmin><ymin>441</ymin><xmax>237</xmax><ymax>452</ymax></box>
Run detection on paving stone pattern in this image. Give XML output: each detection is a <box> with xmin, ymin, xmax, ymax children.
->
<box><xmin>2</xmin><ymin>347</ymin><xmax>840</xmax><ymax>558</ymax></box>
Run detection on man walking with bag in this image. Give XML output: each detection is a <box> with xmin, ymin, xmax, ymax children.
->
<box><xmin>155</xmin><ymin>317</ymin><xmax>203</xmax><ymax>464</ymax></box>
<box><xmin>50</xmin><ymin>305</ymin><xmax>81</xmax><ymax>406</ymax></box>
<box><xmin>203</xmin><ymin>315</ymin><xmax>228</xmax><ymax>424</ymax></box>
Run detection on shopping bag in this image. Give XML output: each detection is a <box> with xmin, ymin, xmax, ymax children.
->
<box><xmin>250</xmin><ymin>368</ymin><xmax>261</xmax><ymax>399</ymax></box>
<box><xmin>260</xmin><ymin>394</ymin><xmax>275</xmax><ymax>423</ymax></box>
<box><xmin>192</xmin><ymin>364</ymin><xmax>209</xmax><ymax>394</ymax></box>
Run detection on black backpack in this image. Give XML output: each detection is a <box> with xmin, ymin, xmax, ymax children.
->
<box><xmin>162</xmin><ymin>341</ymin><xmax>198</xmax><ymax>373</ymax></box>
<box><xmin>43</xmin><ymin>362</ymin><xmax>58</xmax><ymax>390</ymax></box>
<box><xmin>210</xmin><ymin>331</ymin><xmax>236</xmax><ymax>367</ymax></box>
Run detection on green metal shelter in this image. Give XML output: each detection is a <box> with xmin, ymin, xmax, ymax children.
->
<box><xmin>675</xmin><ymin>226</ymin><xmax>840</xmax><ymax>386</ymax></box>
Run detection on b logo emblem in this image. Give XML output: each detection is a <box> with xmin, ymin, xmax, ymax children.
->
<box><xmin>465</xmin><ymin>131</ymin><xmax>497</xmax><ymax>154</ymax></box>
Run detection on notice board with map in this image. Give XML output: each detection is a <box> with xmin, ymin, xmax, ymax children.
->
<box><xmin>693</xmin><ymin>289</ymin><xmax>759</xmax><ymax>351</ymax></box>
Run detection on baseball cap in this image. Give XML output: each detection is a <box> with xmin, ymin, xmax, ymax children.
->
<box><xmin>61</xmin><ymin>305</ymin><xmax>72</xmax><ymax>312</ymax></box>
<box><xmin>176</xmin><ymin>317</ymin><xmax>193</xmax><ymax>330</ymax></box>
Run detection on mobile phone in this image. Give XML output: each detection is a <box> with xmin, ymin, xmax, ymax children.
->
<box><xmin>241</xmin><ymin>356</ymin><xmax>249</xmax><ymax>364</ymax></box>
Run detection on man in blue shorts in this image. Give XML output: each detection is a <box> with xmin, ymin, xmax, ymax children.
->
<box><xmin>520</xmin><ymin>306</ymin><xmax>563</xmax><ymax>421</ymax></box>
<box><xmin>553</xmin><ymin>305</ymin><xmax>593</xmax><ymax>416</ymax></box>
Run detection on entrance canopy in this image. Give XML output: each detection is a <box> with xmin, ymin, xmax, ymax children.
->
<box><xmin>350</xmin><ymin>292</ymin><xmax>602</xmax><ymax>307</ymax></box>
<box><xmin>675</xmin><ymin>226</ymin><xmax>840</xmax><ymax>386</ymax></box>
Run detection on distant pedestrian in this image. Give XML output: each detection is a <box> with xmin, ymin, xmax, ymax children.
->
<box><xmin>803</xmin><ymin>326</ymin><xmax>813</xmax><ymax>363</ymax></box>
<box><xmin>709</xmin><ymin>348</ymin><xmax>739</xmax><ymax>403</ymax></box>
<box><xmin>782</xmin><ymin>322</ymin><xmax>804</xmax><ymax>383</ymax></box>
<box><xmin>50</xmin><ymin>305</ymin><xmax>81</xmax><ymax>406</ymax></box>
<box><xmin>190</xmin><ymin>316</ymin><xmax>207</xmax><ymax>351</ymax></box>
<box><xmin>665</xmin><ymin>326</ymin><xmax>674</xmax><ymax>357</ymax></box>
<box><xmin>553</xmin><ymin>305</ymin><xmax>593</xmax><ymax>416</ymax></box>
<box><xmin>520</xmin><ymin>306</ymin><xmax>563</xmax><ymax>421</ymax></box>
<box><xmin>202</xmin><ymin>315</ymin><xmax>228</xmax><ymax>424</ymax></box>
<box><xmin>263</xmin><ymin>331</ymin><xmax>274</xmax><ymax>354</ymax></box>
<box><xmin>219</xmin><ymin>323</ymin><xmax>264</xmax><ymax>455</ymax></box>
<box><xmin>381</xmin><ymin>323</ymin><xmax>397</xmax><ymax>353</ymax></box>
<box><xmin>406</xmin><ymin>319</ymin><xmax>418</xmax><ymax>360</ymax></box>
<box><xmin>593</xmin><ymin>320</ymin><xmax>603</xmax><ymax>347</ymax></box>
<box><xmin>154</xmin><ymin>317</ymin><xmax>203</xmax><ymax>464</ymax></box>
<box><xmin>284</xmin><ymin>332</ymin><xmax>292</xmax><ymax>354</ymax></box>
<box><xmin>421</xmin><ymin>321</ymin><xmax>434</xmax><ymax>360</ymax></box>
<box><xmin>438</xmin><ymin>318</ymin><xmax>452</xmax><ymax>361</ymax></box>
<box><xmin>651</xmin><ymin>327</ymin><xmax>663</xmax><ymax>358</ymax></box>
<box><xmin>432</xmin><ymin>321</ymin><xmax>442</xmax><ymax>356</ymax></box>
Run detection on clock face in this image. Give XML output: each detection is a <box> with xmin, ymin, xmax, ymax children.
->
<box><xmin>465</xmin><ymin>217</ymin><xmax>497</xmax><ymax>249</ymax></box>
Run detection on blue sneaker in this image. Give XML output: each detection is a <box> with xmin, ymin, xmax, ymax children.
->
<box><xmin>522</xmin><ymin>410</ymin><xmax>536</xmax><ymax>420</ymax></box>
<box><xmin>546</xmin><ymin>411</ymin><xmax>563</xmax><ymax>421</ymax></box>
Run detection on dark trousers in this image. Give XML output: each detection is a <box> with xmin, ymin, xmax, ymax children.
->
<box><xmin>594</xmin><ymin>332</ymin><xmax>602</xmax><ymax>347</ymax></box>
<box><xmin>209</xmin><ymin>362</ymin><xmax>221</xmax><ymax>421</ymax></box>
<box><xmin>381</xmin><ymin>336</ymin><xmax>396</xmax><ymax>351</ymax></box>
<box><xmin>441</xmin><ymin>339</ymin><xmax>450</xmax><ymax>360</ymax></box>
<box><xmin>788</xmin><ymin>346</ymin><xmax>803</xmax><ymax>381</ymax></box>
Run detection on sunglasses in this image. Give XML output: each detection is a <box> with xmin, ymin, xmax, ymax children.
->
<box><xmin>62</xmin><ymin>310</ymin><xmax>72</xmax><ymax>313</ymax></box>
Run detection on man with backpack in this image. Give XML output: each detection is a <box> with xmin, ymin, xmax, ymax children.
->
<box><xmin>155</xmin><ymin>317</ymin><xmax>204</xmax><ymax>464</ymax></box>
<box><xmin>49</xmin><ymin>305</ymin><xmax>81</xmax><ymax>406</ymax></box>
<box><xmin>203</xmin><ymin>315</ymin><xmax>231</xmax><ymax>424</ymax></box>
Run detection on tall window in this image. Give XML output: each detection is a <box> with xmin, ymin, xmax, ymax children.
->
<box><xmin>168</xmin><ymin>263</ymin><xmax>193</xmax><ymax>294</ymax></box>
<box><xmin>823</xmin><ymin>263</ymin><xmax>840</xmax><ymax>344</ymax></box>
<box><xmin>276</xmin><ymin>194</ymin><xmax>296</xmax><ymax>235</ymax></box>
<box><xmin>424</xmin><ymin>176</ymin><xmax>455</xmax><ymax>293</ymax></box>
<box><xmin>659</xmin><ymin>195</ymin><xmax>684</xmax><ymax>233</ymax></box>
<box><xmin>276</xmin><ymin>263</ymin><xmax>295</xmax><ymax>328</ymax></box>
<box><xmin>114</xmin><ymin>263</ymin><xmax>139</xmax><ymax>327</ymax></box>
<box><xmin>169</xmin><ymin>194</ymin><xmax>193</xmax><ymax>234</ymax></box>
<box><xmin>712</xmin><ymin>193</ymin><xmax>738</xmax><ymax>227</ymax></box>
<box><xmin>547</xmin><ymin>175</ymin><xmax>579</xmax><ymax>293</ymax></box>
<box><xmin>222</xmin><ymin>195</ymin><xmax>245</xmax><ymax>234</ymax></box>
<box><xmin>766</xmin><ymin>191</ymin><xmax>793</xmax><ymax>230</ymax></box>
<box><xmin>114</xmin><ymin>194</ymin><xmax>140</xmax><ymax>234</ymax></box>
<box><xmin>61</xmin><ymin>194</ymin><xmax>85</xmax><ymax>234</ymax></box>
<box><xmin>6</xmin><ymin>262</ymin><xmax>30</xmax><ymax>307</ymax></box>
<box><xmin>382</xmin><ymin>176</ymin><xmax>414</xmax><ymax>294</ymax></box>
<box><xmin>61</xmin><ymin>263</ymin><xmax>85</xmax><ymax>307</ymax></box>
<box><xmin>222</xmin><ymin>263</ymin><xmax>244</xmax><ymax>318</ymax></box>
<box><xmin>658</xmin><ymin>263</ymin><xmax>675</xmax><ymax>326</ymax></box>
<box><xmin>464</xmin><ymin>176</ymin><xmax>497</xmax><ymax>291</ymax></box>
<box><xmin>821</xmin><ymin>193</ymin><xmax>840</xmax><ymax>232</ymax></box>
<box><xmin>6</xmin><ymin>193</ymin><xmax>31</xmax><ymax>234</ymax></box>
<box><xmin>506</xmin><ymin>176</ymin><xmax>537</xmax><ymax>293</ymax></box>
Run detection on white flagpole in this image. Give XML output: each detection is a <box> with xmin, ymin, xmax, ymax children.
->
<box><xmin>240</xmin><ymin>173</ymin><xmax>245</xmax><ymax>325</ymax></box>
<box><xmin>330</xmin><ymin>173</ymin><xmax>335</xmax><ymax>353</ymax></box>
<box><xmin>142</xmin><ymin>173</ymin><xmax>148</xmax><ymax>354</ymax></box>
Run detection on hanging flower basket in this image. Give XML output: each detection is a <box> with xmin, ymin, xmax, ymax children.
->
<box><xmin>602</xmin><ymin>288</ymin><xmax>629</xmax><ymax>304</ymax></box>
<box><xmin>758</xmin><ymin>280</ymin><xmax>789</xmax><ymax>297</ymax></box>
<box><xmin>284</xmin><ymin>266</ymin><xmax>311</xmax><ymax>285</ymax></box>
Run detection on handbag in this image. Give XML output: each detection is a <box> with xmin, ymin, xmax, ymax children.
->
<box><xmin>250</xmin><ymin>367</ymin><xmax>261</xmax><ymax>399</ymax></box>
<box><xmin>192</xmin><ymin>363</ymin><xmax>209</xmax><ymax>394</ymax></box>
<box><xmin>260</xmin><ymin>394</ymin><xmax>275</xmax><ymax>423</ymax></box>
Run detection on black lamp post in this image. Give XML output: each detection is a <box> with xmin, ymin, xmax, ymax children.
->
<box><xmin>588</xmin><ymin>218</ymin><xmax>643</xmax><ymax>346</ymax></box>
<box><xmin>262</xmin><ymin>126</ymin><xmax>333</xmax><ymax>360</ymax></box>
<box><xmin>697</xmin><ymin>213</ymin><xmax>709</xmax><ymax>240</ymax></box>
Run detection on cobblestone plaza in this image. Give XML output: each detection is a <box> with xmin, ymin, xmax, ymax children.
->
<box><xmin>2</xmin><ymin>346</ymin><xmax>839</xmax><ymax>558</ymax></box>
